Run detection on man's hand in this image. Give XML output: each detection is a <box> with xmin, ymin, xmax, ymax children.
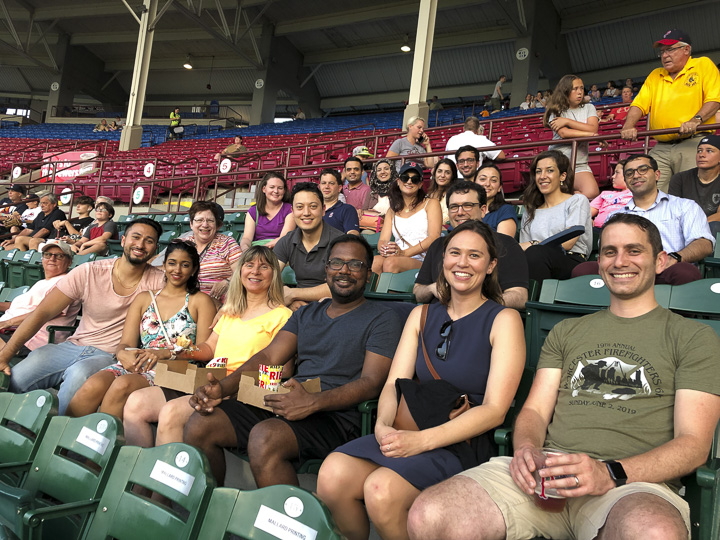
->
<box><xmin>283</xmin><ymin>285</ymin><xmax>296</xmax><ymax>305</ymax></box>
<box><xmin>189</xmin><ymin>372</ymin><xmax>224</xmax><ymax>415</ymax></box>
<box><xmin>379</xmin><ymin>430</ymin><xmax>428</xmax><ymax>458</ymax></box>
<box><xmin>539</xmin><ymin>452</ymin><xmax>615</xmax><ymax>498</ymax></box>
<box><xmin>679</xmin><ymin>117</ymin><xmax>702</xmax><ymax>135</ymax></box>
<box><xmin>509</xmin><ymin>444</ymin><xmax>543</xmax><ymax>495</ymax></box>
<box><xmin>263</xmin><ymin>379</ymin><xmax>317</xmax><ymax>421</ymax></box>
<box><xmin>621</xmin><ymin>127</ymin><xmax>638</xmax><ymax>141</ymax></box>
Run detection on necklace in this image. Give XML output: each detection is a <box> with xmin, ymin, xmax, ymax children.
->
<box><xmin>113</xmin><ymin>260</ymin><xmax>143</xmax><ymax>290</ymax></box>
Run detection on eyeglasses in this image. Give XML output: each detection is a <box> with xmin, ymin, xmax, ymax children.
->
<box><xmin>457</xmin><ymin>158</ymin><xmax>476</xmax><ymax>166</ymax></box>
<box><xmin>656</xmin><ymin>45</ymin><xmax>686</xmax><ymax>58</ymax></box>
<box><xmin>435</xmin><ymin>320</ymin><xmax>453</xmax><ymax>361</ymax></box>
<box><xmin>399</xmin><ymin>174</ymin><xmax>422</xmax><ymax>184</ymax></box>
<box><xmin>623</xmin><ymin>164</ymin><xmax>653</xmax><ymax>179</ymax></box>
<box><xmin>192</xmin><ymin>218</ymin><xmax>216</xmax><ymax>225</ymax></box>
<box><xmin>42</xmin><ymin>252</ymin><xmax>67</xmax><ymax>260</ymax></box>
<box><xmin>326</xmin><ymin>258</ymin><xmax>366</xmax><ymax>272</ymax></box>
<box><xmin>94</xmin><ymin>207</ymin><xmax>108</xmax><ymax>212</ymax></box>
<box><xmin>448</xmin><ymin>202</ymin><xmax>480</xmax><ymax>213</ymax></box>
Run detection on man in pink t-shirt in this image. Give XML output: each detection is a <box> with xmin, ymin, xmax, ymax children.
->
<box><xmin>0</xmin><ymin>218</ymin><xmax>165</xmax><ymax>414</ymax></box>
<box><xmin>342</xmin><ymin>157</ymin><xmax>371</xmax><ymax>213</ymax></box>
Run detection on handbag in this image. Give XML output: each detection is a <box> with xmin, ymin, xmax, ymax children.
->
<box><xmin>359</xmin><ymin>212</ymin><xmax>383</xmax><ymax>232</ymax></box>
<box><xmin>392</xmin><ymin>304</ymin><xmax>472</xmax><ymax>431</ymax></box>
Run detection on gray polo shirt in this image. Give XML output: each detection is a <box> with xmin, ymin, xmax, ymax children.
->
<box><xmin>273</xmin><ymin>223</ymin><xmax>344</xmax><ymax>288</ymax></box>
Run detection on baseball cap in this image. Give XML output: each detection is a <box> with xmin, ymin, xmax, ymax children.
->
<box><xmin>654</xmin><ymin>29</ymin><xmax>692</xmax><ymax>47</ymax></box>
<box><xmin>352</xmin><ymin>146</ymin><xmax>374</xmax><ymax>158</ymax></box>
<box><xmin>8</xmin><ymin>184</ymin><xmax>26</xmax><ymax>195</ymax></box>
<box><xmin>41</xmin><ymin>240</ymin><xmax>74</xmax><ymax>260</ymax></box>
<box><xmin>399</xmin><ymin>162</ymin><xmax>424</xmax><ymax>177</ymax></box>
<box><xmin>698</xmin><ymin>134</ymin><xmax>720</xmax><ymax>152</ymax></box>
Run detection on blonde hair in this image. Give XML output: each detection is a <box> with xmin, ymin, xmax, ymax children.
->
<box><xmin>407</xmin><ymin>116</ymin><xmax>425</xmax><ymax>128</ymax></box>
<box><xmin>222</xmin><ymin>246</ymin><xmax>284</xmax><ymax>317</ymax></box>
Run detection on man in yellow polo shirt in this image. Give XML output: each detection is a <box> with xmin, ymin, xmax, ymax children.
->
<box><xmin>621</xmin><ymin>29</ymin><xmax>720</xmax><ymax>192</ymax></box>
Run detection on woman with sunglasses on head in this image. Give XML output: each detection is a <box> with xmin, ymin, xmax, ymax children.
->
<box><xmin>372</xmin><ymin>162</ymin><xmax>442</xmax><ymax>275</ymax></box>
<box><xmin>122</xmin><ymin>246</ymin><xmax>291</xmax><ymax>452</ymax></box>
<box><xmin>66</xmin><ymin>240</ymin><xmax>217</xmax><ymax>418</ymax></box>
<box><xmin>519</xmin><ymin>150</ymin><xmax>592</xmax><ymax>282</ymax></box>
<box><xmin>476</xmin><ymin>163</ymin><xmax>518</xmax><ymax>237</ymax></box>
<box><xmin>426</xmin><ymin>158</ymin><xmax>458</xmax><ymax>226</ymax></box>
<box><xmin>69</xmin><ymin>202</ymin><xmax>118</xmax><ymax>255</ymax></box>
<box><xmin>240</xmin><ymin>172</ymin><xmax>295</xmax><ymax>251</ymax></box>
<box><xmin>318</xmin><ymin>220</ymin><xmax>525</xmax><ymax>540</ymax></box>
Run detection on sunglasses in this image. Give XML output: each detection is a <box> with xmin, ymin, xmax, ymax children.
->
<box><xmin>400</xmin><ymin>174</ymin><xmax>422</xmax><ymax>184</ymax></box>
<box><xmin>435</xmin><ymin>320</ymin><xmax>454</xmax><ymax>361</ymax></box>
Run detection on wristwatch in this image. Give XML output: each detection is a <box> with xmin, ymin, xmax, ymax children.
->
<box><xmin>693</xmin><ymin>115</ymin><xmax>703</xmax><ymax>122</ymax></box>
<box><xmin>668</xmin><ymin>252</ymin><xmax>682</xmax><ymax>263</ymax></box>
<box><xmin>604</xmin><ymin>460</ymin><xmax>628</xmax><ymax>487</ymax></box>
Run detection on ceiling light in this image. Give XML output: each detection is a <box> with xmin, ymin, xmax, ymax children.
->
<box><xmin>183</xmin><ymin>55</ymin><xmax>193</xmax><ymax>69</ymax></box>
<box><xmin>401</xmin><ymin>35</ymin><xmax>411</xmax><ymax>53</ymax></box>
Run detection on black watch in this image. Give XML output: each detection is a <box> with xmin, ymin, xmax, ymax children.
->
<box><xmin>668</xmin><ymin>252</ymin><xmax>682</xmax><ymax>263</ymax></box>
<box><xmin>604</xmin><ymin>460</ymin><xmax>627</xmax><ymax>487</ymax></box>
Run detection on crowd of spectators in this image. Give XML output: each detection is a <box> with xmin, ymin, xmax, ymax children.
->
<box><xmin>0</xmin><ymin>25</ymin><xmax>719</xmax><ymax>540</ymax></box>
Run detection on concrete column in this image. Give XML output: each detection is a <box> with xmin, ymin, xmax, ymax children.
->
<box><xmin>120</xmin><ymin>0</ymin><xmax>158</xmax><ymax>151</ymax></box>
<box><xmin>250</xmin><ymin>23</ymin><xmax>276</xmax><ymax>126</ymax></box>
<box><xmin>508</xmin><ymin>0</ymin><xmax>571</xmax><ymax>107</ymax></box>
<box><xmin>46</xmin><ymin>33</ymin><xmax>73</xmax><ymax>118</ymax></box>
<box><xmin>402</xmin><ymin>0</ymin><xmax>438</xmax><ymax>129</ymax></box>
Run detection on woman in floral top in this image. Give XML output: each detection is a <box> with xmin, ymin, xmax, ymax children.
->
<box><xmin>66</xmin><ymin>240</ymin><xmax>217</xmax><ymax>418</ymax></box>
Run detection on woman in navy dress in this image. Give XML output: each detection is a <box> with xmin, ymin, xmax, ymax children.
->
<box><xmin>317</xmin><ymin>221</ymin><xmax>525</xmax><ymax>540</ymax></box>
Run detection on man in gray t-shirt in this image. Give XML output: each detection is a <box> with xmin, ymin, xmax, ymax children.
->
<box><xmin>184</xmin><ymin>234</ymin><xmax>403</xmax><ymax>487</ymax></box>
<box><xmin>490</xmin><ymin>75</ymin><xmax>506</xmax><ymax>111</ymax></box>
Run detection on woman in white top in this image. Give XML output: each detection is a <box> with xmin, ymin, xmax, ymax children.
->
<box><xmin>519</xmin><ymin>150</ymin><xmax>592</xmax><ymax>283</ymax></box>
<box><xmin>544</xmin><ymin>74</ymin><xmax>600</xmax><ymax>199</ymax></box>
<box><xmin>372</xmin><ymin>162</ymin><xmax>442</xmax><ymax>275</ymax></box>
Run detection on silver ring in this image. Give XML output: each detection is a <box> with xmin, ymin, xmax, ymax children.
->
<box><xmin>574</xmin><ymin>475</ymin><xmax>580</xmax><ymax>487</ymax></box>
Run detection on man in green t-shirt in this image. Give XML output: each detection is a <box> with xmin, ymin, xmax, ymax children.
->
<box><xmin>408</xmin><ymin>213</ymin><xmax>720</xmax><ymax>540</ymax></box>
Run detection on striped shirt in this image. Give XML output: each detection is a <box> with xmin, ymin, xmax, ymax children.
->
<box><xmin>185</xmin><ymin>232</ymin><xmax>242</xmax><ymax>297</ymax></box>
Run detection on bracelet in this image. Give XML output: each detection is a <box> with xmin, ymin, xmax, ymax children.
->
<box><xmin>530</xmin><ymin>240</ymin><xmax>539</xmax><ymax>246</ymax></box>
<box><xmin>419</xmin><ymin>239</ymin><xmax>424</xmax><ymax>251</ymax></box>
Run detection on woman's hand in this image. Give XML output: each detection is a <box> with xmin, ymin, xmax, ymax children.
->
<box><xmin>381</xmin><ymin>241</ymin><xmax>400</xmax><ymax>257</ymax></box>
<box><xmin>116</xmin><ymin>349</ymin><xmax>140</xmax><ymax>371</ymax></box>
<box><xmin>134</xmin><ymin>349</ymin><xmax>162</xmax><ymax>372</ymax></box>
<box><xmin>374</xmin><ymin>421</ymin><xmax>397</xmax><ymax>445</ymax></box>
<box><xmin>549</xmin><ymin>117</ymin><xmax>569</xmax><ymax>131</ymax></box>
<box><xmin>379</xmin><ymin>430</ymin><xmax>429</xmax><ymax>458</ymax></box>
<box><xmin>209</xmin><ymin>279</ymin><xmax>229</xmax><ymax>301</ymax></box>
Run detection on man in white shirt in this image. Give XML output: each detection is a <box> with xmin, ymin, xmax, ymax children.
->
<box><xmin>445</xmin><ymin>117</ymin><xmax>505</xmax><ymax>169</ymax></box>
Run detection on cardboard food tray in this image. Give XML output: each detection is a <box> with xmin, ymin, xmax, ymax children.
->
<box><xmin>155</xmin><ymin>360</ymin><xmax>227</xmax><ymax>394</ymax></box>
<box><xmin>237</xmin><ymin>372</ymin><xmax>321</xmax><ymax>412</ymax></box>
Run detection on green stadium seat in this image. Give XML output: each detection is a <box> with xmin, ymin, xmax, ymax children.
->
<box><xmin>157</xmin><ymin>213</ymin><xmax>183</xmax><ymax>236</ymax></box>
<box><xmin>0</xmin><ymin>391</ymin><xmax>58</xmax><ymax>487</ymax></box>
<box><xmin>0</xmin><ymin>249</ymin><xmax>21</xmax><ymax>283</ymax></box>
<box><xmin>23</xmin><ymin>251</ymin><xmax>44</xmax><ymax>287</ymax></box>
<box><xmin>281</xmin><ymin>265</ymin><xmax>297</xmax><ymax>287</ymax></box>
<box><xmin>364</xmin><ymin>269</ymin><xmax>417</xmax><ymax>303</ymax></box>
<box><xmin>70</xmin><ymin>252</ymin><xmax>97</xmax><ymax>269</ymax></box>
<box><xmin>158</xmin><ymin>230</ymin><xmax>178</xmax><ymax>251</ymax></box>
<box><xmin>0</xmin><ymin>413</ymin><xmax>124</xmax><ymax>540</ymax></box>
<box><xmin>196</xmin><ymin>486</ymin><xmax>343</xmax><ymax>539</ymax></box>
<box><xmin>6</xmin><ymin>250</ymin><xmax>36</xmax><ymax>288</ymax></box>
<box><xmin>60</xmin><ymin>443</ymin><xmax>215</xmax><ymax>540</ymax></box>
<box><xmin>0</xmin><ymin>286</ymin><xmax>29</xmax><ymax>302</ymax></box>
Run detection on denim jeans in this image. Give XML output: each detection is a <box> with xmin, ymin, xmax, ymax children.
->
<box><xmin>9</xmin><ymin>341</ymin><xmax>114</xmax><ymax>415</ymax></box>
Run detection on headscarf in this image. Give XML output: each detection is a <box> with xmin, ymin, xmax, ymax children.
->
<box><xmin>369</xmin><ymin>158</ymin><xmax>398</xmax><ymax>197</ymax></box>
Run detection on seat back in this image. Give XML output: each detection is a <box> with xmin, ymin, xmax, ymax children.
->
<box><xmin>365</xmin><ymin>270</ymin><xmax>417</xmax><ymax>303</ymax></box>
<box><xmin>3</xmin><ymin>413</ymin><xmax>124</xmax><ymax>538</ymax></box>
<box><xmin>281</xmin><ymin>266</ymin><xmax>297</xmax><ymax>287</ymax></box>
<box><xmin>82</xmin><ymin>443</ymin><xmax>215</xmax><ymax>540</ymax></box>
<box><xmin>668</xmin><ymin>279</ymin><xmax>720</xmax><ymax>316</ymax></box>
<box><xmin>537</xmin><ymin>276</ymin><xmax>611</xmax><ymax>306</ymax></box>
<box><xmin>23</xmin><ymin>251</ymin><xmax>45</xmax><ymax>287</ymax></box>
<box><xmin>70</xmin><ymin>253</ymin><xmax>97</xmax><ymax>269</ymax></box>
<box><xmin>197</xmin><ymin>486</ymin><xmax>343</xmax><ymax>539</ymax></box>
<box><xmin>0</xmin><ymin>285</ymin><xmax>29</xmax><ymax>302</ymax></box>
<box><xmin>0</xmin><ymin>391</ymin><xmax>57</xmax><ymax>484</ymax></box>
<box><xmin>6</xmin><ymin>250</ymin><xmax>35</xmax><ymax>288</ymax></box>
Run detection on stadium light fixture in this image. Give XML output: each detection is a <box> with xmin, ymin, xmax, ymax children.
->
<box><xmin>183</xmin><ymin>55</ymin><xmax>193</xmax><ymax>69</ymax></box>
<box><xmin>401</xmin><ymin>35</ymin><xmax>411</xmax><ymax>53</ymax></box>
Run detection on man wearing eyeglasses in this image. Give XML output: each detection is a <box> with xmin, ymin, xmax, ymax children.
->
<box><xmin>0</xmin><ymin>241</ymin><xmax>80</xmax><ymax>357</ymax></box>
<box><xmin>620</xmin><ymin>29</ymin><xmax>720</xmax><ymax>192</ymax></box>
<box><xmin>445</xmin><ymin>117</ymin><xmax>505</xmax><ymax>170</ymax></box>
<box><xmin>414</xmin><ymin>181</ymin><xmax>528</xmax><ymax>309</ymax></box>
<box><xmin>184</xmin><ymin>234</ymin><xmax>402</xmax><ymax>488</ymax></box>
<box><xmin>572</xmin><ymin>154</ymin><xmax>713</xmax><ymax>285</ymax></box>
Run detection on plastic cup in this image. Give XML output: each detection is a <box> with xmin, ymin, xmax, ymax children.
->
<box><xmin>532</xmin><ymin>448</ymin><xmax>570</xmax><ymax>513</ymax></box>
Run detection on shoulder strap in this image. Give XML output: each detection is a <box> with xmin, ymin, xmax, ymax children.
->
<box><xmin>419</xmin><ymin>303</ymin><xmax>440</xmax><ymax>380</ymax></box>
<box><xmin>150</xmin><ymin>291</ymin><xmax>174</xmax><ymax>348</ymax></box>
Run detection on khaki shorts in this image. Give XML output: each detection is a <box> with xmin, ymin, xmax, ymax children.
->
<box><xmin>459</xmin><ymin>457</ymin><xmax>690</xmax><ymax>540</ymax></box>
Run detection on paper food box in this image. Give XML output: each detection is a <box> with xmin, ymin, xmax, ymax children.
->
<box><xmin>154</xmin><ymin>360</ymin><xmax>227</xmax><ymax>394</ymax></box>
<box><xmin>237</xmin><ymin>372</ymin><xmax>321</xmax><ymax>412</ymax></box>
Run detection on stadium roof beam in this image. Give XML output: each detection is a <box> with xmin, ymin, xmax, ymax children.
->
<box><xmin>303</xmin><ymin>26</ymin><xmax>514</xmax><ymax>65</ymax></box>
<box><xmin>0</xmin><ymin>0</ymin><xmax>24</xmax><ymax>48</ymax></box>
<box><xmin>274</xmin><ymin>0</ymin><xmax>487</xmax><ymax>35</ymax></box>
<box><xmin>493</xmin><ymin>0</ymin><xmax>527</xmax><ymax>36</ymax></box>
<box><xmin>560</xmin><ymin>0</ymin><xmax>704</xmax><ymax>32</ymax></box>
